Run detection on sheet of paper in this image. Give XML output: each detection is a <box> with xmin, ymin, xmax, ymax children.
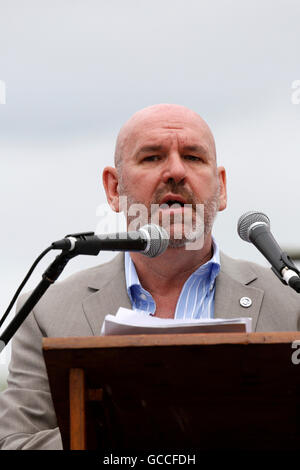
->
<box><xmin>101</xmin><ymin>307</ymin><xmax>252</xmax><ymax>335</ymax></box>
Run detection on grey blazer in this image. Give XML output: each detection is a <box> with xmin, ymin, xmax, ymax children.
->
<box><xmin>0</xmin><ymin>252</ymin><xmax>300</xmax><ymax>450</ymax></box>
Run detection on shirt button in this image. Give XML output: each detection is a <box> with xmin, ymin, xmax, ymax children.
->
<box><xmin>140</xmin><ymin>293</ymin><xmax>147</xmax><ymax>301</ymax></box>
<box><xmin>240</xmin><ymin>296</ymin><xmax>252</xmax><ymax>308</ymax></box>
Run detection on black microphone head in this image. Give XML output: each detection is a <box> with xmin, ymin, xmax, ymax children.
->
<box><xmin>139</xmin><ymin>224</ymin><xmax>169</xmax><ymax>257</ymax></box>
<box><xmin>237</xmin><ymin>211</ymin><xmax>270</xmax><ymax>243</ymax></box>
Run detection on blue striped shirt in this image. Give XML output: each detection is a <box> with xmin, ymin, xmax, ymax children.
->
<box><xmin>124</xmin><ymin>239</ymin><xmax>220</xmax><ymax>319</ymax></box>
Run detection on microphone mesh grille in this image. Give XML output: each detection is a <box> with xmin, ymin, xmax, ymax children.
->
<box><xmin>142</xmin><ymin>224</ymin><xmax>169</xmax><ymax>257</ymax></box>
<box><xmin>237</xmin><ymin>211</ymin><xmax>270</xmax><ymax>242</ymax></box>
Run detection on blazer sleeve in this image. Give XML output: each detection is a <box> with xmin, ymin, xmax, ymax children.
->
<box><xmin>0</xmin><ymin>298</ymin><xmax>63</xmax><ymax>450</ymax></box>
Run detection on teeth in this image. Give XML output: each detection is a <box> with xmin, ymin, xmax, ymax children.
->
<box><xmin>165</xmin><ymin>200</ymin><xmax>184</xmax><ymax>206</ymax></box>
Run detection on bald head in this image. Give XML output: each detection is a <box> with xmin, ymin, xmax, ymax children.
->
<box><xmin>103</xmin><ymin>103</ymin><xmax>227</xmax><ymax>246</ymax></box>
<box><xmin>114</xmin><ymin>104</ymin><xmax>216</xmax><ymax>173</ymax></box>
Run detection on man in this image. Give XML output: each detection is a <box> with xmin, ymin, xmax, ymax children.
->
<box><xmin>0</xmin><ymin>104</ymin><xmax>299</xmax><ymax>450</ymax></box>
<box><xmin>102</xmin><ymin>103</ymin><xmax>226</xmax><ymax>319</ymax></box>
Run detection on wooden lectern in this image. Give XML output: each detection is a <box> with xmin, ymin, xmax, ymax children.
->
<box><xmin>43</xmin><ymin>332</ymin><xmax>300</xmax><ymax>451</ymax></box>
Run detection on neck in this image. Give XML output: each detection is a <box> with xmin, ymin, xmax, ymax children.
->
<box><xmin>130</xmin><ymin>234</ymin><xmax>214</xmax><ymax>296</ymax></box>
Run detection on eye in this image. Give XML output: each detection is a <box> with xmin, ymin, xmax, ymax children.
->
<box><xmin>143</xmin><ymin>155</ymin><xmax>161</xmax><ymax>162</ymax></box>
<box><xmin>183</xmin><ymin>155</ymin><xmax>202</xmax><ymax>162</ymax></box>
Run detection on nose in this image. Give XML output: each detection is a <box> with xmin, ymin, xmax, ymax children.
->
<box><xmin>161</xmin><ymin>152</ymin><xmax>186</xmax><ymax>184</ymax></box>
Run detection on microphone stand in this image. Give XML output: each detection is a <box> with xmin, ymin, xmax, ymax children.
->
<box><xmin>0</xmin><ymin>225</ymin><xmax>168</xmax><ymax>351</ymax></box>
<box><xmin>271</xmin><ymin>252</ymin><xmax>300</xmax><ymax>293</ymax></box>
<box><xmin>0</xmin><ymin>249</ymin><xmax>79</xmax><ymax>352</ymax></box>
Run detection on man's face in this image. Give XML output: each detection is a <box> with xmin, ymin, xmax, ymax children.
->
<box><xmin>114</xmin><ymin>109</ymin><xmax>226</xmax><ymax>248</ymax></box>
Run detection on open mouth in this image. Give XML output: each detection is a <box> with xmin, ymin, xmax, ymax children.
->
<box><xmin>162</xmin><ymin>200</ymin><xmax>185</xmax><ymax>207</ymax></box>
<box><xmin>159</xmin><ymin>194</ymin><xmax>188</xmax><ymax>208</ymax></box>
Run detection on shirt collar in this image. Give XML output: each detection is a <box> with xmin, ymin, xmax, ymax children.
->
<box><xmin>125</xmin><ymin>237</ymin><xmax>221</xmax><ymax>294</ymax></box>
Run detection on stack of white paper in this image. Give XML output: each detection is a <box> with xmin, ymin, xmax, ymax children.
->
<box><xmin>101</xmin><ymin>307</ymin><xmax>252</xmax><ymax>335</ymax></box>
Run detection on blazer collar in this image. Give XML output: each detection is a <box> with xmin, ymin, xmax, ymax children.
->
<box><xmin>214</xmin><ymin>252</ymin><xmax>264</xmax><ymax>331</ymax></box>
<box><xmin>82</xmin><ymin>253</ymin><xmax>131</xmax><ymax>335</ymax></box>
<box><xmin>82</xmin><ymin>252</ymin><xmax>265</xmax><ymax>334</ymax></box>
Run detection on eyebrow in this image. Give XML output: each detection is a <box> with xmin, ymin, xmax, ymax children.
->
<box><xmin>136</xmin><ymin>144</ymin><xmax>209</xmax><ymax>155</ymax></box>
<box><xmin>137</xmin><ymin>145</ymin><xmax>165</xmax><ymax>154</ymax></box>
<box><xmin>181</xmin><ymin>145</ymin><xmax>209</xmax><ymax>156</ymax></box>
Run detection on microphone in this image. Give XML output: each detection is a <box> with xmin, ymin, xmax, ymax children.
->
<box><xmin>52</xmin><ymin>224</ymin><xmax>169</xmax><ymax>258</ymax></box>
<box><xmin>0</xmin><ymin>225</ymin><xmax>168</xmax><ymax>351</ymax></box>
<box><xmin>237</xmin><ymin>211</ymin><xmax>300</xmax><ymax>293</ymax></box>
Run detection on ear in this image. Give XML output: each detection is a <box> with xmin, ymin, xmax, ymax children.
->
<box><xmin>217</xmin><ymin>166</ymin><xmax>227</xmax><ymax>212</ymax></box>
<box><xmin>102</xmin><ymin>166</ymin><xmax>121</xmax><ymax>212</ymax></box>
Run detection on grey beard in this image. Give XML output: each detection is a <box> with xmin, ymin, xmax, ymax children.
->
<box><xmin>117</xmin><ymin>183</ymin><xmax>220</xmax><ymax>249</ymax></box>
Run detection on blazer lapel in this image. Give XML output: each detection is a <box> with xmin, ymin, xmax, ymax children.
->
<box><xmin>82</xmin><ymin>254</ymin><xmax>132</xmax><ymax>336</ymax></box>
<box><xmin>80</xmin><ymin>251</ymin><xmax>265</xmax><ymax>334</ymax></box>
<box><xmin>214</xmin><ymin>252</ymin><xmax>264</xmax><ymax>331</ymax></box>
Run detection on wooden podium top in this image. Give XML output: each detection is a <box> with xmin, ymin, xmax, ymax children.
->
<box><xmin>43</xmin><ymin>332</ymin><xmax>300</xmax><ymax>450</ymax></box>
<box><xmin>43</xmin><ymin>331</ymin><xmax>300</xmax><ymax>350</ymax></box>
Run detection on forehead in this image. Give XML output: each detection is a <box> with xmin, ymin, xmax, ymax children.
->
<box><xmin>124</xmin><ymin>114</ymin><xmax>214</xmax><ymax>158</ymax></box>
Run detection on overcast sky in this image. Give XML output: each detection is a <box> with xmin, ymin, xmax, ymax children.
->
<box><xmin>1</xmin><ymin>0</ymin><xmax>300</xmax><ymax>369</ymax></box>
